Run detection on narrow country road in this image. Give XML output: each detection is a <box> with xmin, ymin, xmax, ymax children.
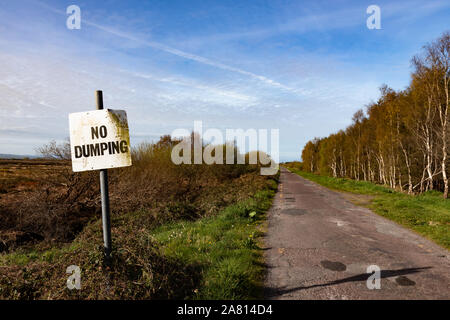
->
<box><xmin>264</xmin><ymin>167</ymin><xmax>450</xmax><ymax>299</ymax></box>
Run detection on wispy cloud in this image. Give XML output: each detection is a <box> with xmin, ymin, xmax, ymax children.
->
<box><xmin>127</xmin><ymin>71</ymin><xmax>259</xmax><ymax>106</ymax></box>
<box><xmin>34</xmin><ymin>0</ymin><xmax>303</xmax><ymax>95</ymax></box>
<box><xmin>173</xmin><ymin>0</ymin><xmax>450</xmax><ymax>47</ymax></box>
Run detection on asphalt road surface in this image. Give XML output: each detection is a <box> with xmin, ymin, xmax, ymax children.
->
<box><xmin>264</xmin><ymin>167</ymin><xmax>450</xmax><ymax>299</ymax></box>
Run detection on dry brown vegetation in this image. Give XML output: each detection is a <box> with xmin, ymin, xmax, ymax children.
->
<box><xmin>0</xmin><ymin>158</ymin><xmax>98</xmax><ymax>250</ymax></box>
<box><xmin>0</xmin><ymin>137</ymin><xmax>267</xmax><ymax>252</ymax></box>
<box><xmin>0</xmin><ymin>136</ymin><xmax>277</xmax><ymax>299</ymax></box>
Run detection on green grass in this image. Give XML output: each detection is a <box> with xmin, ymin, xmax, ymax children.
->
<box><xmin>0</xmin><ymin>242</ymin><xmax>82</xmax><ymax>266</ymax></box>
<box><xmin>292</xmin><ymin>170</ymin><xmax>394</xmax><ymax>195</ymax></box>
<box><xmin>288</xmin><ymin>168</ymin><xmax>450</xmax><ymax>249</ymax></box>
<box><xmin>151</xmin><ymin>188</ymin><xmax>276</xmax><ymax>299</ymax></box>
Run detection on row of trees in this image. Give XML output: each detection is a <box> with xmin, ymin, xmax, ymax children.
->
<box><xmin>301</xmin><ymin>31</ymin><xmax>450</xmax><ymax>198</ymax></box>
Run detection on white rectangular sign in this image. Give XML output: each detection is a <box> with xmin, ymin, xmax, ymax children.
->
<box><xmin>69</xmin><ymin>109</ymin><xmax>132</xmax><ymax>172</ymax></box>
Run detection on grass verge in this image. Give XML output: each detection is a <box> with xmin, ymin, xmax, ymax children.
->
<box><xmin>151</xmin><ymin>185</ymin><xmax>276</xmax><ymax>299</ymax></box>
<box><xmin>287</xmin><ymin>168</ymin><xmax>450</xmax><ymax>250</ymax></box>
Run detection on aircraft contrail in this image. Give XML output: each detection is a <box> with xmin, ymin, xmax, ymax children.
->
<box><xmin>35</xmin><ymin>0</ymin><xmax>302</xmax><ymax>95</ymax></box>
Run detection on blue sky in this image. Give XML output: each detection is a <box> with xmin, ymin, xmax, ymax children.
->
<box><xmin>0</xmin><ymin>0</ymin><xmax>449</xmax><ymax>161</ymax></box>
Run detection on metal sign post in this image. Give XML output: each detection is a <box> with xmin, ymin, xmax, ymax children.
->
<box><xmin>68</xmin><ymin>90</ymin><xmax>132</xmax><ymax>264</ymax></box>
<box><xmin>96</xmin><ymin>90</ymin><xmax>112</xmax><ymax>262</ymax></box>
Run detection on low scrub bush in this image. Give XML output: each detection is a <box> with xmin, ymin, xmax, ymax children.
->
<box><xmin>1</xmin><ymin>136</ymin><xmax>269</xmax><ymax>248</ymax></box>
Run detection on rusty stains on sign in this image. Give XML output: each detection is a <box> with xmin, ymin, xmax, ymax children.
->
<box><xmin>69</xmin><ymin>109</ymin><xmax>132</xmax><ymax>172</ymax></box>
